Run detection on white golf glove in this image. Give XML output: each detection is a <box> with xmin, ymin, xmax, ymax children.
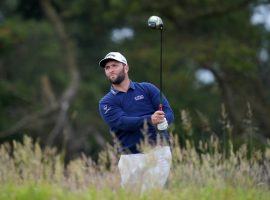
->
<box><xmin>157</xmin><ymin>118</ymin><xmax>168</xmax><ymax>130</ymax></box>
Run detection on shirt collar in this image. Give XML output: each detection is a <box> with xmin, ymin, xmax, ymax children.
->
<box><xmin>110</xmin><ymin>81</ymin><xmax>135</xmax><ymax>95</ymax></box>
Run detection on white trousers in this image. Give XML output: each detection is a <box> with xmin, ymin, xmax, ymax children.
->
<box><xmin>118</xmin><ymin>146</ymin><xmax>172</xmax><ymax>192</ymax></box>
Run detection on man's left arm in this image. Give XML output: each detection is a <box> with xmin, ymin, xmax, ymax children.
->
<box><xmin>144</xmin><ymin>82</ymin><xmax>174</xmax><ymax>124</ymax></box>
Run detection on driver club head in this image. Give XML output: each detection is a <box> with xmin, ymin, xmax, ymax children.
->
<box><xmin>148</xmin><ymin>16</ymin><xmax>163</xmax><ymax>30</ymax></box>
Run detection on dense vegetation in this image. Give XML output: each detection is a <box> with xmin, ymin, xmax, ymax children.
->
<box><xmin>1</xmin><ymin>0</ymin><xmax>270</xmax><ymax>160</ymax></box>
<box><xmin>2</xmin><ymin>2</ymin><xmax>270</xmax><ymax>198</ymax></box>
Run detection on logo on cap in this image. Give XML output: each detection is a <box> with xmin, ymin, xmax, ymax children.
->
<box><xmin>106</xmin><ymin>53</ymin><xmax>116</xmax><ymax>58</ymax></box>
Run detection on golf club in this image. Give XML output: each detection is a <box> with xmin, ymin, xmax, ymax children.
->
<box><xmin>147</xmin><ymin>16</ymin><xmax>164</xmax><ymax>111</ymax></box>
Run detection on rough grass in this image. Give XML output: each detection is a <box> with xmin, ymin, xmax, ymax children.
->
<box><xmin>0</xmin><ymin>134</ymin><xmax>269</xmax><ymax>199</ymax></box>
<box><xmin>0</xmin><ymin>182</ymin><xmax>269</xmax><ymax>200</ymax></box>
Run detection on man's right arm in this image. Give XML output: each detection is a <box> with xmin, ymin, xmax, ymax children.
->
<box><xmin>99</xmin><ymin>100</ymin><xmax>151</xmax><ymax>131</ymax></box>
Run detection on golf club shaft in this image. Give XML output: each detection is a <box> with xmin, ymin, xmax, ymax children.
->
<box><xmin>159</xmin><ymin>28</ymin><xmax>163</xmax><ymax>111</ymax></box>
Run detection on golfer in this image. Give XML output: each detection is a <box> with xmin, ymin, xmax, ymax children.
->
<box><xmin>98</xmin><ymin>52</ymin><xmax>174</xmax><ymax>192</ymax></box>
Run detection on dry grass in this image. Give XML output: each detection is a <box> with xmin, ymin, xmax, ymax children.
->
<box><xmin>1</xmin><ymin>107</ymin><xmax>269</xmax><ymax>198</ymax></box>
<box><xmin>0</xmin><ymin>134</ymin><xmax>269</xmax><ymax>194</ymax></box>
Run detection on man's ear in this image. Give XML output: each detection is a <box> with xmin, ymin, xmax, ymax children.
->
<box><xmin>124</xmin><ymin>64</ymin><xmax>129</xmax><ymax>73</ymax></box>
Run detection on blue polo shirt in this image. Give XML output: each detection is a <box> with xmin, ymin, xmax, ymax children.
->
<box><xmin>99</xmin><ymin>81</ymin><xmax>174</xmax><ymax>154</ymax></box>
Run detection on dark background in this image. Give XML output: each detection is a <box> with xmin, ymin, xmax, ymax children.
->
<box><xmin>1</xmin><ymin>0</ymin><xmax>270</xmax><ymax>161</ymax></box>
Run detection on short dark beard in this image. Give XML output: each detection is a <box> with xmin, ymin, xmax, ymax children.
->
<box><xmin>109</xmin><ymin>67</ymin><xmax>125</xmax><ymax>85</ymax></box>
<box><xmin>110</xmin><ymin>74</ymin><xmax>125</xmax><ymax>84</ymax></box>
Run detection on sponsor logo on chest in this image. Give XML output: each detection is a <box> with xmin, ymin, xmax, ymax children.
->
<box><xmin>134</xmin><ymin>95</ymin><xmax>144</xmax><ymax>101</ymax></box>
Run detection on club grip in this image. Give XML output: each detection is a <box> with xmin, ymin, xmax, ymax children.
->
<box><xmin>159</xmin><ymin>104</ymin><xmax>163</xmax><ymax>111</ymax></box>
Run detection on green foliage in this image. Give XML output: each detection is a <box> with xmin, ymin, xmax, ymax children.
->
<box><xmin>0</xmin><ymin>183</ymin><xmax>269</xmax><ymax>200</ymax></box>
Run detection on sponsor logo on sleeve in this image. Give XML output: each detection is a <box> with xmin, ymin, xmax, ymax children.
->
<box><xmin>103</xmin><ymin>105</ymin><xmax>111</xmax><ymax>114</ymax></box>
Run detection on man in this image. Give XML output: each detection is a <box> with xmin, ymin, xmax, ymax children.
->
<box><xmin>98</xmin><ymin>52</ymin><xmax>174</xmax><ymax>192</ymax></box>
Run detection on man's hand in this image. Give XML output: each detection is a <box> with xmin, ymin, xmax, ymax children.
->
<box><xmin>151</xmin><ymin>111</ymin><xmax>165</xmax><ymax>125</ymax></box>
<box><xmin>151</xmin><ymin>111</ymin><xmax>168</xmax><ymax>130</ymax></box>
<box><xmin>157</xmin><ymin>118</ymin><xmax>168</xmax><ymax>130</ymax></box>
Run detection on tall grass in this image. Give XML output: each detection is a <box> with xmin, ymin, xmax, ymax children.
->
<box><xmin>0</xmin><ymin>107</ymin><xmax>270</xmax><ymax>199</ymax></box>
<box><xmin>0</xmin><ymin>133</ymin><xmax>269</xmax><ymax>199</ymax></box>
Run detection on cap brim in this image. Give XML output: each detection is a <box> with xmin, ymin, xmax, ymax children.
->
<box><xmin>99</xmin><ymin>58</ymin><xmax>116</xmax><ymax>68</ymax></box>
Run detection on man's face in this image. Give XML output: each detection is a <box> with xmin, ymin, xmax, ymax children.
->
<box><xmin>104</xmin><ymin>60</ymin><xmax>127</xmax><ymax>84</ymax></box>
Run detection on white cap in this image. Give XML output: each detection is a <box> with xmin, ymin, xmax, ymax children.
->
<box><xmin>99</xmin><ymin>52</ymin><xmax>128</xmax><ymax>68</ymax></box>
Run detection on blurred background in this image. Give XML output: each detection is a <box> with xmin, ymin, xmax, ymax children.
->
<box><xmin>1</xmin><ymin>0</ymin><xmax>270</xmax><ymax>162</ymax></box>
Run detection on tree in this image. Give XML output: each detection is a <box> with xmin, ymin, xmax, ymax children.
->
<box><xmin>1</xmin><ymin>0</ymin><xmax>270</xmax><ymax>159</ymax></box>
